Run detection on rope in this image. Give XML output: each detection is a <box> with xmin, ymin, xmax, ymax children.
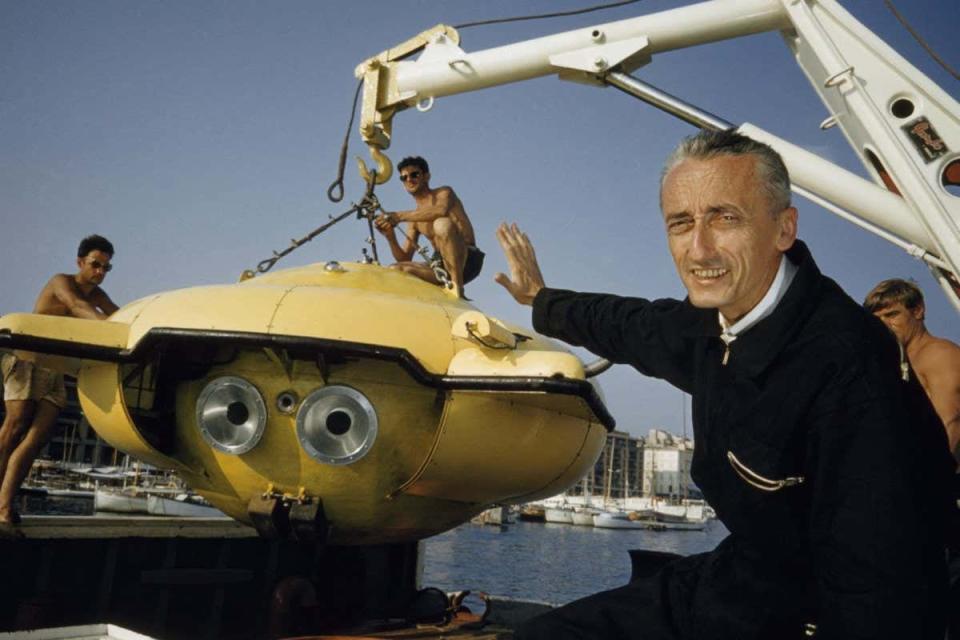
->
<box><xmin>327</xmin><ymin>79</ymin><xmax>365</xmax><ymax>203</ymax></box>
<box><xmin>883</xmin><ymin>0</ymin><xmax>959</xmax><ymax>82</ymax></box>
<box><xmin>454</xmin><ymin>0</ymin><xmax>643</xmax><ymax>30</ymax></box>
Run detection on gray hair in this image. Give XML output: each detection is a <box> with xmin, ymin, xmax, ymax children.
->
<box><xmin>660</xmin><ymin>130</ymin><xmax>792</xmax><ymax>214</ymax></box>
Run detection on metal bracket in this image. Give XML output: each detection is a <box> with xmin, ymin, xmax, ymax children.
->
<box><xmin>247</xmin><ymin>493</ymin><xmax>291</xmax><ymax>540</ymax></box>
<box><xmin>263</xmin><ymin>348</ymin><xmax>294</xmax><ymax>381</ymax></box>
<box><xmin>354</xmin><ymin>24</ymin><xmax>462</xmax><ymax>185</ymax></box>
<box><xmin>550</xmin><ymin>36</ymin><xmax>651</xmax><ymax>86</ymax></box>
<box><xmin>249</xmin><ymin>487</ymin><xmax>328</xmax><ymax>544</ymax></box>
<box><xmin>289</xmin><ymin>498</ymin><xmax>328</xmax><ymax>545</ymax></box>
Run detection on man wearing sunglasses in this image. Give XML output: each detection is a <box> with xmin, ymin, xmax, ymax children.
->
<box><xmin>0</xmin><ymin>234</ymin><xmax>118</xmax><ymax>534</ymax></box>
<box><xmin>374</xmin><ymin>156</ymin><xmax>483</xmax><ymax>298</ymax></box>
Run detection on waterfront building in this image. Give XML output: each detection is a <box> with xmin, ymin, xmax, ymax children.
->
<box><xmin>565</xmin><ymin>428</ymin><xmax>697</xmax><ymax>503</ymax></box>
<box><xmin>568</xmin><ymin>430</ymin><xmax>643</xmax><ymax>501</ymax></box>
<box><xmin>642</xmin><ymin>429</ymin><xmax>696</xmax><ymax>500</ymax></box>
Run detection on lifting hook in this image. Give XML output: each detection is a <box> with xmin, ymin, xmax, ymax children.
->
<box><xmin>356</xmin><ymin>145</ymin><xmax>393</xmax><ymax>185</ymax></box>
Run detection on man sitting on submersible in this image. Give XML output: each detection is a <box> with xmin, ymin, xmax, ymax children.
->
<box><xmin>495</xmin><ymin>130</ymin><xmax>954</xmax><ymax>639</ymax></box>
<box><xmin>374</xmin><ymin>156</ymin><xmax>484</xmax><ymax>298</ymax></box>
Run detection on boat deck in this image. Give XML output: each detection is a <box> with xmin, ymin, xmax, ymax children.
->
<box><xmin>11</xmin><ymin>514</ymin><xmax>247</xmax><ymax>539</ymax></box>
<box><xmin>0</xmin><ymin>516</ymin><xmax>529</xmax><ymax>639</ymax></box>
<box><xmin>0</xmin><ymin>515</ymin><xmax>420</xmax><ymax>639</ymax></box>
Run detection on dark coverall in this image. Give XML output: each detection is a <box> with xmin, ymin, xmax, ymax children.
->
<box><xmin>518</xmin><ymin>241</ymin><xmax>954</xmax><ymax>640</ymax></box>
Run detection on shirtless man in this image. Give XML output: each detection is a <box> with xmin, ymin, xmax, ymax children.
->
<box><xmin>865</xmin><ymin>279</ymin><xmax>960</xmax><ymax>637</ymax></box>
<box><xmin>864</xmin><ymin>279</ymin><xmax>960</xmax><ymax>461</ymax></box>
<box><xmin>374</xmin><ymin>156</ymin><xmax>484</xmax><ymax>298</ymax></box>
<box><xmin>0</xmin><ymin>235</ymin><xmax>118</xmax><ymax>532</ymax></box>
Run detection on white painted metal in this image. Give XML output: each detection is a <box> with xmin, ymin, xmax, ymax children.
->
<box><xmin>779</xmin><ymin>0</ymin><xmax>960</xmax><ymax>300</ymax></box>
<box><xmin>389</xmin><ymin>0</ymin><xmax>789</xmax><ymax>105</ymax></box>
<box><xmin>738</xmin><ymin>123</ymin><xmax>936</xmax><ymax>250</ymax></box>
<box><xmin>360</xmin><ymin>0</ymin><xmax>960</xmax><ymax>311</ymax></box>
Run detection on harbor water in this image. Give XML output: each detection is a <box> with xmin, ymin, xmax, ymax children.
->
<box><xmin>422</xmin><ymin>519</ymin><xmax>730</xmax><ymax>605</ymax></box>
<box><xmin>25</xmin><ymin>496</ymin><xmax>729</xmax><ymax>607</ymax></box>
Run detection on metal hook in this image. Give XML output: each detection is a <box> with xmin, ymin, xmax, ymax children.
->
<box><xmin>355</xmin><ymin>145</ymin><xmax>393</xmax><ymax>185</ymax></box>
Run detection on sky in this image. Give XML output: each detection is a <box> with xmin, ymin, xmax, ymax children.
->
<box><xmin>1</xmin><ymin>0</ymin><xmax>958</xmax><ymax>438</ymax></box>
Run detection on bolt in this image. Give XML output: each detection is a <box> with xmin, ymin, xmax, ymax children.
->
<box><xmin>594</xmin><ymin>57</ymin><xmax>607</xmax><ymax>69</ymax></box>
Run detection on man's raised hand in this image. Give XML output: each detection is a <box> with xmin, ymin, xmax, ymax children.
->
<box><xmin>494</xmin><ymin>222</ymin><xmax>546</xmax><ymax>306</ymax></box>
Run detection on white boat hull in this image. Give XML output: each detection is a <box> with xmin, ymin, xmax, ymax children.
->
<box><xmin>593</xmin><ymin>511</ymin><xmax>708</xmax><ymax>531</ymax></box>
<box><xmin>593</xmin><ymin>512</ymin><xmax>646</xmax><ymax>529</ymax></box>
<box><xmin>650</xmin><ymin>518</ymin><xmax>708</xmax><ymax>531</ymax></box>
<box><xmin>471</xmin><ymin>506</ymin><xmax>511</xmax><ymax>525</ymax></box>
<box><xmin>146</xmin><ymin>495</ymin><xmax>224</xmax><ymax>518</ymax></box>
<box><xmin>571</xmin><ymin>511</ymin><xmax>598</xmax><ymax>526</ymax></box>
<box><xmin>94</xmin><ymin>489</ymin><xmax>149</xmax><ymax>514</ymax></box>
<box><xmin>544</xmin><ymin>508</ymin><xmax>574</xmax><ymax>524</ymax></box>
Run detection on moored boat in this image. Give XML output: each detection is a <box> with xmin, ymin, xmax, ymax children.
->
<box><xmin>146</xmin><ymin>494</ymin><xmax>225</xmax><ymax>518</ymax></box>
<box><xmin>471</xmin><ymin>506</ymin><xmax>511</xmax><ymax>526</ymax></box>
<box><xmin>94</xmin><ymin>488</ymin><xmax>149</xmax><ymax>514</ymax></box>
<box><xmin>593</xmin><ymin>511</ymin><xmax>646</xmax><ymax>529</ymax></box>
<box><xmin>652</xmin><ymin>517</ymin><xmax>708</xmax><ymax>531</ymax></box>
<box><xmin>571</xmin><ymin>508</ymin><xmax>599</xmax><ymax>526</ymax></box>
<box><xmin>544</xmin><ymin>507</ymin><xmax>575</xmax><ymax>524</ymax></box>
<box><xmin>518</xmin><ymin>505</ymin><xmax>546</xmax><ymax>522</ymax></box>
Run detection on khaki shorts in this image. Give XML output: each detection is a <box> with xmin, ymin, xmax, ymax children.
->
<box><xmin>1</xmin><ymin>352</ymin><xmax>67</xmax><ymax>409</ymax></box>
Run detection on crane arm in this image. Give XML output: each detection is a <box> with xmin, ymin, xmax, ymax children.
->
<box><xmin>356</xmin><ymin>0</ymin><xmax>960</xmax><ymax>312</ymax></box>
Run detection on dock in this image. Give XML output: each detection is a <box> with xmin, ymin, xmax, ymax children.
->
<box><xmin>0</xmin><ymin>515</ymin><xmax>421</xmax><ymax>638</ymax></box>
<box><xmin>0</xmin><ymin>515</ymin><xmax>540</xmax><ymax>639</ymax></box>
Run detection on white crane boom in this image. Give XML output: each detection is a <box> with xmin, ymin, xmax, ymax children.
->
<box><xmin>354</xmin><ymin>0</ymin><xmax>960</xmax><ymax>312</ymax></box>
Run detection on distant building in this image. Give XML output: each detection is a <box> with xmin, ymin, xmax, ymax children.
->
<box><xmin>642</xmin><ymin>429</ymin><xmax>696</xmax><ymax>499</ymax></box>
<box><xmin>573</xmin><ymin>430</ymin><xmax>642</xmax><ymax>500</ymax></box>
<box><xmin>568</xmin><ymin>427</ymin><xmax>698</xmax><ymax>500</ymax></box>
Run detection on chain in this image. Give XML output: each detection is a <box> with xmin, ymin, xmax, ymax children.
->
<box><xmin>387</xmin><ymin>220</ymin><xmax>454</xmax><ymax>290</ymax></box>
<box><xmin>246</xmin><ymin>177</ymin><xmax>381</xmax><ymax>277</ymax></box>
<box><xmin>431</xmin><ymin>258</ymin><xmax>453</xmax><ymax>290</ymax></box>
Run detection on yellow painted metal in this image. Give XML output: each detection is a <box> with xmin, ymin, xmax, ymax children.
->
<box><xmin>0</xmin><ymin>313</ymin><xmax>129</xmax><ymax>375</ymax></box>
<box><xmin>78</xmin><ymin>362</ymin><xmax>193</xmax><ymax>476</ymax></box>
<box><xmin>450</xmin><ymin>310</ymin><xmax>518</xmax><ymax>349</ymax></box>
<box><xmin>163</xmin><ymin>351</ymin><xmax>473</xmax><ymax>543</ymax></box>
<box><xmin>399</xmin><ymin>392</ymin><xmax>606</xmax><ymax>504</ymax></box>
<box><xmin>0</xmin><ymin>313</ymin><xmax>129</xmax><ymax>348</ymax></box>
<box><xmin>4</xmin><ymin>262</ymin><xmax>610</xmax><ymax>543</ymax></box>
<box><xmin>446</xmin><ymin>346</ymin><xmax>585</xmax><ymax>378</ymax></box>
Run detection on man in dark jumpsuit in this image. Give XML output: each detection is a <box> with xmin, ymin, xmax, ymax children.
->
<box><xmin>494</xmin><ymin>130</ymin><xmax>954</xmax><ymax>639</ymax></box>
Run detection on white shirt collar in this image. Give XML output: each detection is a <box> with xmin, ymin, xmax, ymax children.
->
<box><xmin>718</xmin><ymin>255</ymin><xmax>798</xmax><ymax>345</ymax></box>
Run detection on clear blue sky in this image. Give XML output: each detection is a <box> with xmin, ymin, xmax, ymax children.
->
<box><xmin>1</xmin><ymin>0</ymin><xmax>957</xmax><ymax>437</ymax></box>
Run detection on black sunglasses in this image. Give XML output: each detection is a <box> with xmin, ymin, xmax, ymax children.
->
<box><xmin>87</xmin><ymin>259</ymin><xmax>113</xmax><ymax>272</ymax></box>
<box><xmin>399</xmin><ymin>171</ymin><xmax>422</xmax><ymax>182</ymax></box>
